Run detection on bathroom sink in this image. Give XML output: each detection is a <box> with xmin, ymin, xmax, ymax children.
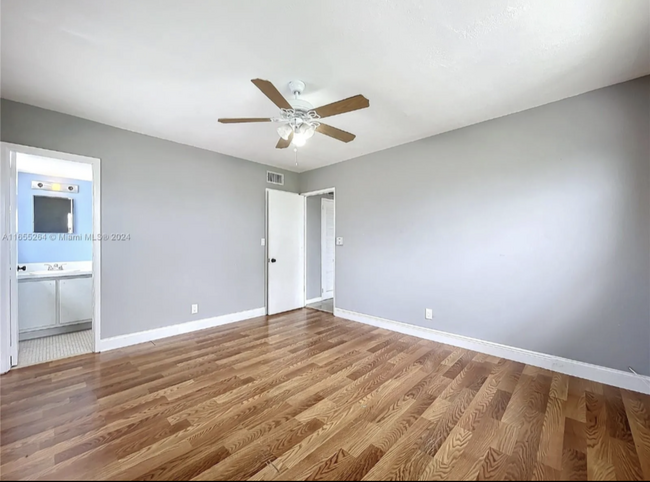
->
<box><xmin>21</xmin><ymin>269</ymin><xmax>85</xmax><ymax>277</ymax></box>
<box><xmin>35</xmin><ymin>270</ymin><xmax>79</xmax><ymax>275</ymax></box>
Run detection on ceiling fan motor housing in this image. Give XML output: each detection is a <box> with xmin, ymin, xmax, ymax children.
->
<box><xmin>286</xmin><ymin>80</ymin><xmax>315</xmax><ymax>113</ymax></box>
<box><xmin>289</xmin><ymin>98</ymin><xmax>314</xmax><ymax>112</ymax></box>
<box><xmin>288</xmin><ymin>80</ymin><xmax>305</xmax><ymax>96</ymax></box>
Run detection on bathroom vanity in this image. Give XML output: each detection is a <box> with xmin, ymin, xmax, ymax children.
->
<box><xmin>18</xmin><ymin>269</ymin><xmax>93</xmax><ymax>340</ymax></box>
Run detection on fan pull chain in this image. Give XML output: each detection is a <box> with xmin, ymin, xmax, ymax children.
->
<box><xmin>294</xmin><ymin>147</ymin><xmax>298</xmax><ymax>167</ymax></box>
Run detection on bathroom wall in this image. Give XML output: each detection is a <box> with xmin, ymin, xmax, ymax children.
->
<box><xmin>17</xmin><ymin>172</ymin><xmax>93</xmax><ymax>263</ymax></box>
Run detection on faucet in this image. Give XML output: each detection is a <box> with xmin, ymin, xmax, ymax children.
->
<box><xmin>45</xmin><ymin>263</ymin><xmax>65</xmax><ymax>271</ymax></box>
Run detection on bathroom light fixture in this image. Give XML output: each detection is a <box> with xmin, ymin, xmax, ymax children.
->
<box><xmin>31</xmin><ymin>180</ymin><xmax>79</xmax><ymax>193</ymax></box>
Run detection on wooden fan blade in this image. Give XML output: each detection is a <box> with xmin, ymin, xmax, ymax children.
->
<box><xmin>251</xmin><ymin>79</ymin><xmax>292</xmax><ymax>110</ymax></box>
<box><xmin>218</xmin><ymin>118</ymin><xmax>271</xmax><ymax>123</ymax></box>
<box><xmin>317</xmin><ymin>124</ymin><xmax>356</xmax><ymax>143</ymax></box>
<box><xmin>313</xmin><ymin>95</ymin><xmax>369</xmax><ymax>119</ymax></box>
<box><xmin>276</xmin><ymin>132</ymin><xmax>293</xmax><ymax>149</ymax></box>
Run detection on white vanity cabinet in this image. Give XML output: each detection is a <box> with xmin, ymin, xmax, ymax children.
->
<box><xmin>59</xmin><ymin>277</ymin><xmax>93</xmax><ymax>325</ymax></box>
<box><xmin>17</xmin><ymin>280</ymin><xmax>57</xmax><ymax>331</ymax></box>
<box><xmin>18</xmin><ymin>274</ymin><xmax>92</xmax><ymax>340</ymax></box>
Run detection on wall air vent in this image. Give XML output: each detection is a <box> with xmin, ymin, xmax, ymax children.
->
<box><xmin>267</xmin><ymin>171</ymin><xmax>284</xmax><ymax>186</ymax></box>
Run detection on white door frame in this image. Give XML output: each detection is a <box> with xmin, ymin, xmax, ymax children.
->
<box><xmin>320</xmin><ymin>198</ymin><xmax>335</xmax><ymax>300</ymax></box>
<box><xmin>301</xmin><ymin>188</ymin><xmax>335</xmax><ymax>310</ymax></box>
<box><xmin>0</xmin><ymin>143</ymin><xmax>102</xmax><ymax>373</ymax></box>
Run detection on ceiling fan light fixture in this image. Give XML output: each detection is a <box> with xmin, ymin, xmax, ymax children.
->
<box><xmin>303</xmin><ymin>123</ymin><xmax>316</xmax><ymax>139</ymax></box>
<box><xmin>219</xmin><ymin>79</ymin><xmax>368</xmax><ymax>150</ymax></box>
<box><xmin>292</xmin><ymin>122</ymin><xmax>318</xmax><ymax>147</ymax></box>
<box><xmin>292</xmin><ymin>133</ymin><xmax>307</xmax><ymax>147</ymax></box>
<box><xmin>276</xmin><ymin>124</ymin><xmax>292</xmax><ymax>140</ymax></box>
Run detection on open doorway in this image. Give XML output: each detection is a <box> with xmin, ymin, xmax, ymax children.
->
<box><xmin>1</xmin><ymin>144</ymin><xmax>101</xmax><ymax>372</ymax></box>
<box><xmin>304</xmin><ymin>189</ymin><xmax>335</xmax><ymax>314</ymax></box>
<box><xmin>264</xmin><ymin>188</ymin><xmax>335</xmax><ymax>317</ymax></box>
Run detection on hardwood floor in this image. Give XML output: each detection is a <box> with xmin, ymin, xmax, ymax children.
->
<box><xmin>1</xmin><ymin>309</ymin><xmax>649</xmax><ymax>481</ymax></box>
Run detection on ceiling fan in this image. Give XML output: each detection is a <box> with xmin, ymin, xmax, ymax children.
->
<box><xmin>218</xmin><ymin>79</ymin><xmax>369</xmax><ymax>149</ymax></box>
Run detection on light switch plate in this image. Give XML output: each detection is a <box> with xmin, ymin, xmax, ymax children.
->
<box><xmin>336</xmin><ymin>237</ymin><xmax>344</xmax><ymax>246</ymax></box>
<box><xmin>425</xmin><ymin>308</ymin><xmax>433</xmax><ymax>320</ymax></box>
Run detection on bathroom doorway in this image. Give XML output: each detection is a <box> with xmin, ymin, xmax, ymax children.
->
<box><xmin>1</xmin><ymin>144</ymin><xmax>101</xmax><ymax>372</ymax></box>
<box><xmin>303</xmin><ymin>189</ymin><xmax>335</xmax><ymax>314</ymax></box>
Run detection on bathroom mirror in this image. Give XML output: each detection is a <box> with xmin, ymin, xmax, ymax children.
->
<box><xmin>33</xmin><ymin>195</ymin><xmax>74</xmax><ymax>233</ymax></box>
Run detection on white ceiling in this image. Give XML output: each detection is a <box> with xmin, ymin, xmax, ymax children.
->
<box><xmin>2</xmin><ymin>1</ymin><xmax>649</xmax><ymax>173</ymax></box>
<box><xmin>16</xmin><ymin>153</ymin><xmax>93</xmax><ymax>181</ymax></box>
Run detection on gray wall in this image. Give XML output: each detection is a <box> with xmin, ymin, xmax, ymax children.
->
<box><xmin>3</xmin><ymin>77</ymin><xmax>649</xmax><ymax>373</ymax></box>
<box><xmin>1</xmin><ymin>100</ymin><xmax>299</xmax><ymax>338</ymax></box>
<box><xmin>300</xmin><ymin>77</ymin><xmax>650</xmax><ymax>374</ymax></box>
<box><xmin>306</xmin><ymin>193</ymin><xmax>334</xmax><ymax>300</ymax></box>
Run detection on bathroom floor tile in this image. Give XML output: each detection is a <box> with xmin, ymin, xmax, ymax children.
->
<box><xmin>18</xmin><ymin>330</ymin><xmax>93</xmax><ymax>367</ymax></box>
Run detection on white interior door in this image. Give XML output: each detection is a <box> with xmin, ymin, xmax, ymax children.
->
<box><xmin>0</xmin><ymin>145</ymin><xmax>10</xmax><ymax>373</ymax></box>
<box><xmin>267</xmin><ymin>189</ymin><xmax>305</xmax><ymax>315</ymax></box>
<box><xmin>321</xmin><ymin>198</ymin><xmax>335</xmax><ymax>300</ymax></box>
<box><xmin>9</xmin><ymin>151</ymin><xmax>18</xmax><ymax>366</ymax></box>
<box><xmin>0</xmin><ymin>144</ymin><xmax>18</xmax><ymax>371</ymax></box>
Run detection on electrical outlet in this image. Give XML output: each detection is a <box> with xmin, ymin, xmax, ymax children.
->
<box><xmin>261</xmin><ymin>238</ymin><xmax>265</xmax><ymax>246</ymax></box>
<box><xmin>191</xmin><ymin>304</ymin><xmax>199</xmax><ymax>314</ymax></box>
<box><xmin>425</xmin><ymin>308</ymin><xmax>433</xmax><ymax>320</ymax></box>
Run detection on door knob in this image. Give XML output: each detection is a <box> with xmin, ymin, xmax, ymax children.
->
<box><xmin>270</xmin><ymin>258</ymin><xmax>277</xmax><ymax>263</ymax></box>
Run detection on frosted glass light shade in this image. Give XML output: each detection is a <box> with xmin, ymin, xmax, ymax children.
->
<box><xmin>277</xmin><ymin>124</ymin><xmax>292</xmax><ymax>140</ymax></box>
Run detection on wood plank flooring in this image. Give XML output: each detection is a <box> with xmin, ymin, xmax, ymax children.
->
<box><xmin>1</xmin><ymin>308</ymin><xmax>649</xmax><ymax>480</ymax></box>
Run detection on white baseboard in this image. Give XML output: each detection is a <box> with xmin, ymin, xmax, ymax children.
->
<box><xmin>99</xmin><ymin>307</ymin><xmax>266</xmax><ymax>352</ymax></box>
<box><xmin>306</xmin><ymin>297</ymin><xmax>323</xmax><ymax>305</ymax></box>
<box><xmin>334</xmin><ymin>308</ymin><xmax>650</xmax><ymax>395</ymax></box>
